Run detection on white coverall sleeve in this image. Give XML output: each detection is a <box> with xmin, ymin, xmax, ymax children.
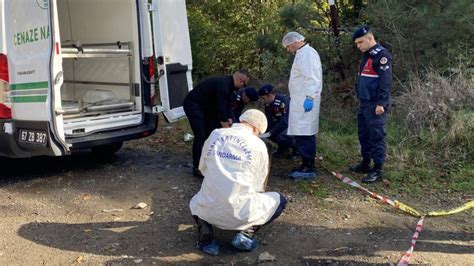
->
<box><xmin>299</xmin><ymin>49</ymin><xmax>322</xmax><ymax>99</ymax></box>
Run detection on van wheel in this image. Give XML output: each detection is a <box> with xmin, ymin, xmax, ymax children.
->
<box><xmin>91</xmin><ymin>142</ymin><xmax>123</xmax><ymax>157</ymax></box>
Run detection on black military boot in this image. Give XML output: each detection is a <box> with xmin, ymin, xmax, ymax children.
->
<box><xmin>194</xmin><ymin>216</ymin><xmax>213</xmax><ymax>245</ymax></box>
<box><xmin>193</xmin><ymin>216</ymin><xmax>219</xmax><ymax>255</ymax></box>
<box><xmin>290</xmin><ymin>161</ymin><xmax>307</xmax><ymax>173</ymax></box>
<box><xmin>348</xmin><ymin>159</ymin><xmax>371</xmax><ymax>173</ymax></box>
<box><xmin>362</xmin><ymin>164</ymin><xmax>383</xmax><ymax>183</ymax></box>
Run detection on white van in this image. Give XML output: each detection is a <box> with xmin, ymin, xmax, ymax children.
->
<box><xmin>0</xmin><ymin>0</ymin><xmax>193</xmax><ymax>158</ymax></box>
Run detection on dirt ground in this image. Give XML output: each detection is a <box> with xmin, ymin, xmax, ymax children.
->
<box><xmin>0</xmin><ymin>122</ymin><xmax>472</xmax><ymax>265</ymax></box>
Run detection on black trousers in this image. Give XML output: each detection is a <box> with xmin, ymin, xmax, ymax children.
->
<box><xmin>183</xmin><ymin>99</ymin><xmax>219</xmax><ymax>169</ymax></box>
<box><xmin>357</xmin><ymin>104</ymin><xmax>387</xmax><ymax>165</ymax></box>
<box><xmin>269</xmin><ymin>132</ymin><xmax>296</xmax><ymax>151</ymax></box>
<box><xmin>295</xmin><ymin>135</ymin><xmax>316</xmax><ymax>160</ymax></box>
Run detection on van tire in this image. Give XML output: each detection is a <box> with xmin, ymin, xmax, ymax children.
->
<box><xmin>91</xmin><ymin>142</ymin><xmax>123</xmax><ymax>157</ymax></box>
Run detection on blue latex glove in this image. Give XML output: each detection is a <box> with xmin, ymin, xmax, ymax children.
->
<box><xmin>303</xmin><ymin>98</ymin><xmax>314</xmax><ymax>112</ymax></box>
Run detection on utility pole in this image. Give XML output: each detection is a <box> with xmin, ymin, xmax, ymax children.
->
<box><xmin>329</xmin><ymin>0</ymin><xmax>339</xmax><ymax>37</ymax></box>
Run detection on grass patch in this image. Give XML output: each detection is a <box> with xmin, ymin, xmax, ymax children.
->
<box><xmin>296</xmin><ymin>182</ymin><xmax>330</xmax><ymax>199</ymax></box>
<box><xmin>315</xmin><ymin>113</ymin><xmax>473</xmax><ymax>197</ymax></box>
<box><xmin>446</xmin><ymin>165</ymin><xmax>474</xmax><ymax>192</ymax></box>
<box><xmin>317</xmin><ymin>117</ymin><xmax>359</xmax><ymax>170</ymax></box>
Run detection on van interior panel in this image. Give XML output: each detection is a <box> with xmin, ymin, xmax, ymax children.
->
<box><xmin>57</xmin><ymin>0</ymin><xmax>142</xmax><ymax>129</ymax></box>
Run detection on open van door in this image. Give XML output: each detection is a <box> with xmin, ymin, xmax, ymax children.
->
<box><xmin>151</xmin><ymin>0</ymin><xmax>192</xmax><ymax>122</ymax></box>
<box><xmin>2</xmin><ymin>0</ymin><xmax>68</xmax><ymax>157</ymax></box>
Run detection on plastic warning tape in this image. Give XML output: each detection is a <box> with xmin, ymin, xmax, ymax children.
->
<box><xmin>397</xmin><ymin>216</ymin><xmax>425</xmax><ymax>266</ymax></box>
<box><xmin>427</xmin><ymin>201</ymin><xmax>474</xmax><ymax>217</ymax></box>
<box><xmin>330</xmin><ymin>170</ymin><xmax>474</xmax><ymax>265</ymax></box>
<box><xmin>331</xmin><ymin>171</ymin><xmax>422</xmax><ymax>217</ymax></box>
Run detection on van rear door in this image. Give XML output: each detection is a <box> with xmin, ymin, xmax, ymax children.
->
<box><xmin>4</xmin><ymin>0</ymin><xmax>67</xmax><ymax>156</ymax></box>
<box><xmin>151</xmin><ymin>0</ymin><xmax>192</xmax><ymax>122</ymax></box>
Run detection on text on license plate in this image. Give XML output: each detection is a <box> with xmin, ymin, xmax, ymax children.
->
<box><xmin>19</xmin><ymin>129</ymin><xmax>47</xmax><ymax>145</ymax></box>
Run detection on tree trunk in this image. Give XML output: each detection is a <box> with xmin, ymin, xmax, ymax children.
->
<box><xmin>328</xmin><ymin>0</ymin><xmax>346</xmax><ymax>81</ymax></box>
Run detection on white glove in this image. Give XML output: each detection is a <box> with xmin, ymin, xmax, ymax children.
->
<box><xmin>259</xmin><ymin>132</ymin><xmax>271</xmax><ymax>138</ymax></box>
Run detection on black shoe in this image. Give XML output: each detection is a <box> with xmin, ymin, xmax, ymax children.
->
<box><xmin>348</xmin><ymin>162</ymin><xmax>370</xmax><ymax>173</ymax></box>
<box><xmin>291</xmin><ymin>157</ymin><xmax>315</xmax><ymax>173</ymax></box>
<box><xmin>194</xmin><ymin>216</ymin><xmax>218</xmax><ymax>255</ymax></box>
<box><xmin>362</xmin><ymin>170</ymin><xmax>382</xmax><ymax>183</ymax></box>
<box><xmin>196</xmin><ymin>217</ymin><xmax>214</xmax><ymax>244</ymax></box>
<box><xmin>193</xmin><ymin>168</ymin><xmax>204</xmax><ymax>178</ymax></box>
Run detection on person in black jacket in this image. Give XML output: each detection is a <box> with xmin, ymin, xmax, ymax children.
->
<box><xmin>349</xmin><ymin>26</ymin><xmax>393</xmax><ymax>183</ymax></box>
<box><xmin>183</xmin><ymin>70</ymin><xmax>250</xmax><ymax>178</ymax></box>
<box><xmin>258</xmin><ymin>84</ymin><xmax>297</xmax><ymax>159</ymax></box>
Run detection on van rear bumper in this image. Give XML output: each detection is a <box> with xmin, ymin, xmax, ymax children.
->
<box><xmin>67</xmin><ymin>113</ymin><xmax>158</xmax><ymax>151</ymax></box>
<box><xmin>0</xmin><ymin>120</ymin><xmax>56</xmax><ymax>158</ymax></box>
<box><xmin>0</xmin><ymin>113</ymin><xmax>158</xmax><ymax>158</ymax></box>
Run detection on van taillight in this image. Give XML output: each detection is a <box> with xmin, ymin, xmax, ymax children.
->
<box><xmin>0</xmin><ymin>103</ymin><xmax>11</xmax><ymax>119</ymax></box>
<box><xmin>149</xmin><ymin>56</ymin><xmax>156</xmax><ymax>104</ymax></box>
<box><xmin>0</xmin><ymin>54</ymin><xmax>12</xmax><ymax>119</ymax></box>
<box><xmin>0</xmin><ymin>54</ymin><xmax>8</xmax><ymax>83</ymax></box>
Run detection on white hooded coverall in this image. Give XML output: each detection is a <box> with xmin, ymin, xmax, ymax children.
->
<box><xmin>287</xmin><ymin>44</ymin><xmax>323</xmax><ymax>136</ymax></box>
<box><xmin>189</xmin><ymin>124</ymin><xmax>281</xmax><ymax>230</ymax></box>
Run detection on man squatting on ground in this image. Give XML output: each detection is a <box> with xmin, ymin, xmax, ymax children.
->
<box><xmin>349</xmin><ymin>26</ymin><xmax>393</xmax><ymax>183</ymax></box>
<box><xmin>189</xmin><ymin>109</ymin><xmax>287</xmax><ymax>255</ymax></box>
<box><xmin>258</xmin><ymin>84</ymin><xmax>298</xmax><ymax>159</ymax></box>
<box><xmin>231</xmin><ymin>86</ymin><xmax>259</xmax><ymax>123</ymax></box>
<box><xmin>183</xmin><ymin>70</ymin><xmax>250</xmax><ymax>178</ymax></box>
<box><xmin>281</xmin><ymin>32</ymin><xmax>323</xmax><ymax>181</ymax></box>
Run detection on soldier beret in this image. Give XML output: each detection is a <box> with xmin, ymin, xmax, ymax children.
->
<box><xmin>352</xmin><ymin>26</ymin><xmax>371</xmax><ymax>41</ymax></box>
<box><xmin>258</xmin><ymin>84</ymin><xmax>274</xmax><ymax>96</ymax></box>
<box><xmin>244</xmin><ymin>87</ymin><xmax>258</xmax><ymax>102</ymax></box>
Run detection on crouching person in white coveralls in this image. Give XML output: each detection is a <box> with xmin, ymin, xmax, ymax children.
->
<box><xmin>189</xmin><ymin>109</ymin><xmax>288</xmax><ymax>255</ymax></box>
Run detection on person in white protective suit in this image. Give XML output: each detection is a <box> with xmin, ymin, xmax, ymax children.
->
<box><xmin>281</xmin><ymin>31</ymin><xmax>323</xmax><ymax>181</ymax></box>
<box><xmin>189</xmin><ymin>109</ymin><xmax>288</xmax><ymax>256</ymax></box>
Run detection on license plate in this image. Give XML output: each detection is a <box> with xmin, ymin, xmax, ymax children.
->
<box><xmin>18</xmin><ymin>129</ymin><xmax>48</xmax><ymax>146</ymax></box>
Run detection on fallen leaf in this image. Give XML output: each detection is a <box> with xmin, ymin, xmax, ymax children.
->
<box><xmin>81</xmin><ymin>194</ymin><xmax>92</xmax><ymax>201</ymax></box>
<box><xmin>178</xmin><ymin>224</ymin><xmax>193</xmax><ymax>231</ymax></box>
<box><xmin>132</xmin><ymin>202</ymin><xmax>147</xmax><ymax>209</ymax></box>
<box><xmin>102</xmin><ymin>209</ymin><xmax>124</xmax><ymax>213</ymax></box>
<box><xmin>258</xmin><ymin>251</ymin><xmax>276</xmax><ymax>262</ymax></box>
<box><xmin>76</xmin><ymin>256</ymin><xmax>84</xmax><ymax>263</ymax></box>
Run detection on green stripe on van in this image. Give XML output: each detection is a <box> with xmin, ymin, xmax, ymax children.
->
<box><xmin>11</xmin><ymin>81</ymin><xmax>49</xmax><ymax>90</ymax></box>
<box><xmin>12</xmin><ymin>95</ymin><xmax>47</xmax><ymax>103</ymax></box>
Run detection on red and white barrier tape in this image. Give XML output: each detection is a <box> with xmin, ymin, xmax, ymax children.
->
<box><xmin>397</xmin><ymin>216</ymin><xmax>425</xmax><ymax>266</ymax></box>
<box><xmin>329</xmin><ymin>170</ymin><xmax>473</xmax><ymax>265</ymax></box>
<box><xmin>331</xmin><ymin>171</ymin><xmax>421</xmax><ymax>217</ymax></box>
